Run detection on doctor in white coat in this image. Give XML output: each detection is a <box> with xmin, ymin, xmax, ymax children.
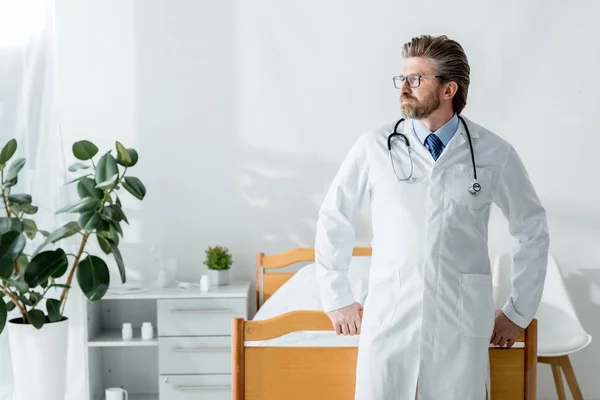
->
<box><xmin>315</xmin><ymin>35</ymin><xmax>550</xmax><ymax>400</ymax></box>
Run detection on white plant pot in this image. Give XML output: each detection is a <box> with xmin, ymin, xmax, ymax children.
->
<box><xmin>208</xmin><ymin>269</ymin><xmax>229</xmax><ymax>286</ymax></box>
<box><xmin>8</xmin><ymin>317</ymin><xmax>69</xmax><ymax>400</ymax></box>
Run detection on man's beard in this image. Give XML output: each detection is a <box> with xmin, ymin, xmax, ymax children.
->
<box><xmin>400</xmin><ymin>90</ymin><xmax>441</xmax><ymax>119</ymax></box>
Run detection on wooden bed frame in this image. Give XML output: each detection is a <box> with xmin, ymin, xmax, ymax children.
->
<box><xmin>231</xmin><ymin>247</ymin><xmax>538</xmax><ymax>399</ymax></box>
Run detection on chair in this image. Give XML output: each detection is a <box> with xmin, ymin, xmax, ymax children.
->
<box><xmin>492</xmin><ymin>252</ymin><xmax>592</xmax><ymax>400</ymax></box>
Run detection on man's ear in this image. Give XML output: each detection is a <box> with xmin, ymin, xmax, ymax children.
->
<box><xmin>443</xmin><ymin>81</ymin><xmax>458</xmax><ymax>100</ymax></box>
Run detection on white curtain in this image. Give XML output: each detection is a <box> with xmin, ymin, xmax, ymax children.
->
<box><xmin>0</xmin><ymin>1</ymin><xmax>86</xmax><ymax>399</ymax></box>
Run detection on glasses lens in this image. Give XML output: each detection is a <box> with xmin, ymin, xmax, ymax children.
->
<box><xmin>393</xmin><ymin>76</ymin><xmax>402</xmax><ymax>89</ymax></box>
<box><xmin>407</xmin><ymin>75</ymin><xmax>420</xmax><ymax>88</ymax></box>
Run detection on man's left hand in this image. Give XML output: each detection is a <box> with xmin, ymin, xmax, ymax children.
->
<box><xmin>490</xmin><ymin>309</ymin><xmax>523</xmax><ymax>348</ymax></box>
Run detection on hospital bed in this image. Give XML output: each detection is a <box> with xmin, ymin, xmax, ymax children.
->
<box><xmin>231</xmin><ymin>247</ymin><xmax>538</xmax><ymax>399</ymax></box>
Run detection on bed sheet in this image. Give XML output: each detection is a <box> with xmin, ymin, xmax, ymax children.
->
<box><xmin>247</xmin><ymin>258</ymin><xmax>522</xmax><ymax>348</ymax></box>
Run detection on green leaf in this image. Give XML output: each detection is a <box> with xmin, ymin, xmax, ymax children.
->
<box><xmin>27</xmin><ymin>309</ymin><xmax>45</xmax><ymax>329</ymax></box>
<box><xmin>122</xmin><ymin>177</ymin><xmax>146</xmax><ymax>200</ymax></box>
<box><xmin>115</xmin><ymin>141</ymin><xmax>132</xmax><ymax>165</ymax></box>
<box><xmin>7</xmin><ymin>279</ymin><xmax>29</xmax><ymax>293</ymax></box>
<box><xmin>95</xmin><ymin>174</ymin><xmax>119</xmax><ymax>190</ymax></box>
<box><xmin>79</xmin><ymin>212</ymin><xmax>102</xmax><ymax>232</ymax></box>
<box><xmin>77</xmin><ymin>177</ymin><xmax>103</xmax><ymax>199</ymax></box>
<box><xmin>64</xmin><ymin>174</ymin><xmax>93</xmax><ymax>185</ymax></box>
<box><xmin>29</xmin><ymin>291</ymin><xmax>42</xmax><ymax>304</ymax></box>
<box><xmin>76</xmin><ymin>255</ymin><xmax>110</xmax><ymax>301</ymax></box>
<box><xmin>19</xmin><ymin>295</ymin><xmax>33</xmax><ymax>306</ymax></box>
<box><xmin>95</xmin><ymin>153</ymin><xmax>119</xmax><ymax>189</ymax></box>
<box><xmin>56</xmin><ymin>197</ymin><xmax>100</xmax><ymax>214</ymax></box>
<box><xmin>0</xmin><ymin>232</ymin><xmax>26</xmax><ymax>279</ymax></box>
<box><xmin>0</xmin><ymin>139</ymin><xmax>17</xmax><ymax>165</ymax></box>
<box><xmin>12</xmin><ymin>204</ymin><xmax>38</xmax><ymax>215</ymax></box>
<box><xmin>72</xmin><ymin>140</ymin><xmax>98</xmax><ymax>161</ymax></box>
<box><xmin>102</xmin><ymin>204</ymin><xmax>128</xmax><ymax>224</ymax></box>
<box><xmin>0</xmin><ymin>300</ymin><xmax>7</xmax><ymax>334</ymax></box>
<box><xmin>96</xmin><ymin>234</ymin><xmax>112</xmax><ymax>254</ymax></box>
<box><xmin>0</xmin><ymin>218</ymin><xmax>23</xmax><ymax>234</ymax></box>
<box><xmin>2</xmin><ymin>177</ymin><xmax>17</xmax><ymax>190</ymax></box>
<box><xmin>32</xmin><ymin>221</ymin><xmax>80</xmax><ymax>257</ymax></box>
<box><xmin>108</xmin><ymin>241</ymin><xmax>126</xmax><ymax>284</ymax></box>
<box><xmin>7</xmin><ymin>194</ymin><xmax>32</xmax><ymax>205</ymax></box>
<box><xmin>22</xmin><ymin>219</ymin><xmax>38</xmax><ymax>240</ymax></box>
<box><xmin>115</xmin><ymin>195</ymin><xmax>122</xmax><ymax>207</ymax></box>
<box><xmin>51</xmin><ymin>251</ymin><xmax>68</xmax><ymax>279</ymax></box>
<box><xmin>5</xmin><ymin>158</ymin><xmax>25</xmax><ymax>182</ymax></box>
<box><xmin>99</xmin><ymin>224</ymin><xmax>119</xmax><ymax>246</ymax></box>
<box><xmin>6</xmin><ymin>301</ymin><xmax>16</xmax><ymax>311</ymax></box>
<box><xmin>46</xmin><ymin>299</ymin><xmax>61</xmax><ymax>323</ymax></box>
<box><xmin>68</xmin><ymin>162</ymin><xmax>90</xmax><ymax>172</ymax></box>
<box><xmin>126</xmin><ymin>149</ymin><xmax>138</xmax><ymax>167</ymax></box>
<box><xmin>25</xmin><ymin>249</ymin><xmax>69</xmax><ymax>287</ymax></box>
<box><xmin>109</xmin><ymin>219</ymin><xmax>123</xmax><ymax>237</ymax></box>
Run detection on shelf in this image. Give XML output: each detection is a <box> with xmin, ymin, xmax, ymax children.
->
<box><xmin>101</xmin><ymin>281</ymin><xmax>251</xmax><ymax>300</ymax></box>
<box><xmin>88</xmin><ymin>328</ymin><xmax>158</xmax><ymax>347</ymax></box>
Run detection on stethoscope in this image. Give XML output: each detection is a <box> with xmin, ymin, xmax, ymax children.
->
<box><xmin>387</xmin><ymin>115</ymin><xmax>481</xmax><ymax>196</ymax></box>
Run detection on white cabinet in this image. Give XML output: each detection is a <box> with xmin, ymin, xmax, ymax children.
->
<box><xmin>84</xmin><ymin>282</ymin><xmax>250</xmax><ymax>400</ymax></box>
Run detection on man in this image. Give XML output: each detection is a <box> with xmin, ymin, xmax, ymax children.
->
<box><xmin>314</xmin><ymin>35</ymin><xmax>549</xmax><ymax>400</ymax></box>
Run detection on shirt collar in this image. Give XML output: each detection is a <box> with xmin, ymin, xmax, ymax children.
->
<box><xmin>412</xmin><ymin>113</ymin><xmax>459</xmax><ymax>147</ymax></box>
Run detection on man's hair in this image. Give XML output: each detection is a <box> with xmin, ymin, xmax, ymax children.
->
<box><xmin>401</xmin><ymin>35</ymin><xmax>470</xmax><ymax>114</ymax></box>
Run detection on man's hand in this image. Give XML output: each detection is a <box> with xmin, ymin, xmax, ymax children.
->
<box><xmin>490</xmin><ymin>309</ymin><xmax>523</xmax><ymax>348</ymax></box>
<box><xmin>326</xmin><ymin>302</ymin><xmax>363</xmax><ymax>336</ymax></box>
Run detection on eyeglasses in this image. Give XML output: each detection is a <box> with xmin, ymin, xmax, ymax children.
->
<box><xmin>393</xmin><ymin>74</ymin><xmax>445</xmax><ymax>89</ymax></box>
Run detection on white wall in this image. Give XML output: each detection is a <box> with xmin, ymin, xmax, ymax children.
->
<box><xmin>54</xmin><ymin>0</ymin><xmax>600</xmax><ymax>398</ymax></box>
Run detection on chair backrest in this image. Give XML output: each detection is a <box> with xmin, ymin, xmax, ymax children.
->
<box><xmin>492</xmin><ymin>252</ymin><xmax>586</xmax><ymax>332</ymax></box>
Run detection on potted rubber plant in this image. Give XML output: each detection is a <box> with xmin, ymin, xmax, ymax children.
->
<box><xmin>203</xmin><ymin>245</ymin><xmax>233</xmax><ymax>286</ymax></box>
<box><xmin>0</xmin><ymin>138</ymin><xmax>146</xmax><ymax>400</ymax></box>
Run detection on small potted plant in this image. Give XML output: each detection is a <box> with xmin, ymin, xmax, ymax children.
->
<box><xmin>203</xmin><ymin>245</ymin><xmax>233</xmax><ymax>286</ymax></box>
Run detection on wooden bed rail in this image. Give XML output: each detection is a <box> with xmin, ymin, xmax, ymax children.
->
<box><xmin>236</xmin><ymin>310</ymin><xmax>528</xmax><ymax>342</ymax></box>
<box><xmin>232</xmin><ymin>315</ymin><xmax>537</xmax><ymax>400</ymax></box>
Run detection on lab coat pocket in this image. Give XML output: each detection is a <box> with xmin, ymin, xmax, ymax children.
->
<box><xmin>458</xmin><ymin>273</ymin><xmax>495</xmax><ymax>338</ymax></box>
<box><xmin>450</xmin><ymin>164</ymin><xmax>493</xmax><ymax>211</ymax></box>
<box><xmin>363</xmin><ymin>272</ymin><xmax>400</xmax><ymax>329</ymax></box>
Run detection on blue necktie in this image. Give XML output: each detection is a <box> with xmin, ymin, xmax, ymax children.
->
<box><xmin>424</xmin><ymin>133</ymin><xmax>444</xmax><ymax>161</ymax></box>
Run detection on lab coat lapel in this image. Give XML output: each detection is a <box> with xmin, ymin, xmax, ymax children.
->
<box><xmin>433</xmin><ymin>115</ymin><xmax>480</xmax><ymax>166</ymax></box>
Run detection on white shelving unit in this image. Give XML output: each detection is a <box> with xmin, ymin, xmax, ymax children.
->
<box><xmin>88</xmin><ymin>328</ymin><xmax>159</xmax><ymax>347</ymax></box>
<box><xmin>83</xmin><ymin>281</ymin><xmax>251</xmax><ymax>400</ymax></box>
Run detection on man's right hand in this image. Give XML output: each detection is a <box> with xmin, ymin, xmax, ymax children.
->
<box><xmin>326</xmin><ymin>302</ymin><xmax>363</xmax><ymax>336</ymax></box>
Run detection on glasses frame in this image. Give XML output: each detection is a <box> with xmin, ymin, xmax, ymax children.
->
<box><xmin>393</xmin><ymin>74</ymin><xmax>446</xmax><ymax>89</ymax></box>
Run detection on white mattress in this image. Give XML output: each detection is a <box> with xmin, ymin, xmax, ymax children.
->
<box><xmin>247</xmin><ymin>262</ymin><xmax>523</xmax><ymax>348</ymax></box>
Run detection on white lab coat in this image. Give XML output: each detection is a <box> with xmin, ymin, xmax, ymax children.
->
<box><xmin>315</xmin><ymin>116</ymin><xmax>549</xmax><ymax>400</ymax></box>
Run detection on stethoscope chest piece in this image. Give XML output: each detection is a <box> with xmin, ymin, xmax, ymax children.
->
<box><xmin>468</xmin><ymin>180</ymin><xmax>481</xmax><ymax>196</ymax></box>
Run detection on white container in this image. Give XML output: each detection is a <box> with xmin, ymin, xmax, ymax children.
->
<box><xmin>157</xmin><ymin>270</ymin><xmax>168</xmax><ymax>288</ymax></box>
<box><xmin>200</xmin><ymin>274</ymin><xmax>210</xmax><ymax>291</ymax></box>
<box><xmin>8</xmin><ymin>317</ymin><xmax>69</xmax><ymax>400</ymax></box>
<box><xmin>141</xmin><ymin>322</ymin><xmax>154</xmax><ymax>340</ymax></box>
<box><xmin>105</xmin><ymin>387</ymin><xmax>129</xmax><ymax>400</ymax></box>
<box><xmin>122</xmin><ymin>322</ymin><xmax>133</xmax><ymax>340</ymax></box>
<box><xmin>208</xmin><ymin>269</ymin><xmax>229</xmax><ymax>286</ymax></box>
